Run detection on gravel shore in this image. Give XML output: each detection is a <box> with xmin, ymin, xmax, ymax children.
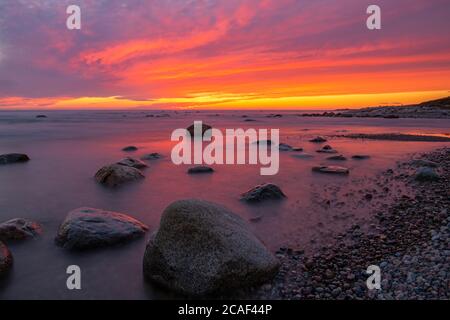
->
<box><xmin>252</xmin><ymin>147</ymin><xmax>449</xmax><ymax>300</ymax></box>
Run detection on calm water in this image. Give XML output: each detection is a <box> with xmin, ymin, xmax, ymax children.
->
<box><xmin>0</xmin><ymin>110</ymin><xmax>449</xmax><ymax>299</ymax></box>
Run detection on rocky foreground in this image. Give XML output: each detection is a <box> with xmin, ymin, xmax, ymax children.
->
<box><xmin>249</xmin><ymin>147</ymin><xmax>449</xmax><ymax>300</ymax></box>
<box><xmin>301</xmin><ymin>96</ymin><xmax>450</xmax><ymax>119</ymax></box>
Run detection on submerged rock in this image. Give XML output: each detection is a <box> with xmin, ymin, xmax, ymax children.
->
<box><xmin>312</xmin><ymin>166</ymin><xmax>350</xmax><ymax>175</ymax></box>
<box><xmin>414</xmin><ymin>167</ymin><xmax>440</xmax><ymax>181</ymax></box>
<box><xmin>279</xmin><ymin>143</ymin><xmax>293</xmax><ymax>151</ymax></box>
<box><xmin>0</xmin><ymin>241</ymin><xmax>12</xmax><ymax>276</ymax></box>
<box><xmin>186</xmin><ymin>123</ymin><xmax>212</xmax><ymax>138</ymax></box>
<box><xmin>352</xmin><ymin>155</ymin><xmax>371</xmax><ymax>160</ymax></box>
<box><xmin>327</xmin><ymin>155</ymin><xmax>347</xmax><ymax>161</ymax></box>
<box><xmin>291</xmin><ymin>153</ymin><xmax>314</xmax><ymax>159</ymax></box>
<box><xmin>292</xmin><ymin>147</ymin><xmax>304</xmax><ymax>152</ymax></box>
<box><xmin>0</xmin><ymin>218</ymin><xmax>42</xmax><ymax>241</ymax></box>
<box><xmin>117</xmin><ymin>157</ymin><xmax>148</xmax><ymax>169</ymax></box>
<box><xmin>317</xmin><ymin>145</ymin><xmax>338</xmax><ymax>154</ymax></box>
<box><xmin>95</xmin><ymin>164</ymin><xmax>144</xmax><ymax>187</ymax></box>
<box><xmin>309</xmin><ymin>136</ymin><xmax>327</xmax><ymax>143</ymax></box>
<box><xmin>241</xmin><ymin>183</ymin><xmax>286</xmax><ymax>202</ymax></box>
<box><xmin>36</xmin><ymin>115</ymin><xmax>47</xmax><ymax>118</ymax></box>
<box><xmin>141</xmin><ymin>153</ymin><xmax>163</xmax><ymax>160</ymax></box>
<box><xmin>143</xmin><ymin>199</ymin><xmax>279</xmax><ymax>296</ymax></box>
<box><xmin>187</xmin><ymin>166</ymin><xmax>214</xmax><ymax>174</ymax></box>
<box><xmin>55</xmin><ymin>207</ymin><xmax>148</xmax><ymax>250</ymax></box>
<box><xmin>0</xmin><ymin>153</ymin><xmax>30</xmax><ymax>165</ymax></box>
<box><xmin>122</xmin><ymin>146</ymin><xmax>138</xmax><ymax>152</ymax></box>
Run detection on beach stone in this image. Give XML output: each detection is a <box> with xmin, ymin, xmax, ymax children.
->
<box><xmin>0</xmin><ymin>153</ymin><xmax>30</xmax><ymax>165</ymax></box>
<box><xmin>241</xmin><ymin>183</ymin><xmax>286</xmax><ymax>202</ymax></box>
<box><xmin>0</xmin><ymin>241</ymin><xmax>13</xmax><ymax>276</ymax></box>
<box><xmin>352</xmin><ymin>155</ymin><xmax>371</xmax><ymax>160</ymax></box>
<box><xmin>312</xmin><ymin>166</ymin><xmax>350</xmax><ymax>175</ymax></box>
<box><xmin>410</xmin><ymin>159</ymin><xmax>439</xmax><ymax>168</ymax></box>
<box><xmin>55</xmin><ymin>207</ymin><xmax>148</xmax><ymax>250</ymax></box>
<box><xmin>309</xmin><ymin>136</ymin><xmax>327</xmax><ymax>143</ymax></box>
<box><xmin>95</xmin><ymin>164</ymin><xmax>144</xmax><ymax>187</ymax></box>
<box><xmin>414</xmin><ymin>167</ymin><xmax>440</xmax><ymax>181</ymax></box>
<box><xmin>327</xmin><ymin>155</ymin><xmax>347</xmax><ymax>161</ymax></box>
<box><xmin>122</xmin><ymin>146</ymin><xmax>138</xmax><ymax>152</ymax></box>
<box><xmin>117</xmin><ymin>157</ymin><xmax>148</xmax><ymax>169</ymax></box>
<box><xmin>141</xmin><ymin>153</ymin><xmax>163</xmax><ymax>160</ymax></box>
<box><xmin>143</xmin><ymin>199</ymin><xmax>279</xmax><ymax>296</ymax></box>
<box><xmin>187</xmin><ymin>166</ymin><xmax>214</xmax><ymax>174</ymax></box>
<box><xmin>292</xmin><ymin>147</ymin><xmax>303</xmax><ymax>152</ymax></box>
<box><xmin>186</xmin><ymin>123</ymin><xmax>212</xmax><ymax>138</ymax></box>
<box><xmin>36</xmin><ymin>115</ymin><xmax>47</xmax><ymax>118</ymax></box>
<box><xmin>0</xmin><ymin>218</ymin><xmax>42</xmax><ymax>241</ymax></box>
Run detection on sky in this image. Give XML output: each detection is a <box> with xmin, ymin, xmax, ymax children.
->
<box><xmin>0</xmin><ymin>0</ymin><xmax>449</xmax><ymax>110</ymax></box>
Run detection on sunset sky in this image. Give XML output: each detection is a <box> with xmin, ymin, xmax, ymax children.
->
<box><xmin>0</xmin><ymin>0</ymin><xmax>449</xmax><ymax>110</ymax></box>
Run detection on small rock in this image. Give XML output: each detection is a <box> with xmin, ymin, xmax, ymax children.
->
<box><xmin>352</xmin><ymin>155</ymin><xmax>371</xmax><ymax>160</ymax></box>
<box><xmin>55</xmin><ymin>207</ymin><xmax>148</xmax><ymax>250</ymax></box>
<box><xmin>95</xmin><ymin>164</ymin><xmax>145</xmax><ymax>187</ymax></box>
<box><xmin>0</xmin><ymin>153</ymin><xmax>30</xmax><ymax>165</ymax></box>
<box><xmin>309</xmin><ymin>136</ymin><xmax>327</xmax><ymax>143</ymax></box>
<box><xmin>291</xmin><ymin>153</ymin><xmax>314</xmax><ymax>159</ymax></box>
<box><xmin>36</xmin><ymin>115</ymin><xmax>47</xmax><ymax>118</ymax></box>
<box><xmin>186</xmin><ymin>123</ymin><xmax>212</xmax><ymax>138</ymax></box>
<box><xmin>241</xmin><ymin>183</ymin><xmax>286</xmax><ymax>202</ymax></box>
<box><xmin>0</xmin><ymin>241</ymin><xmax>13</xmax><ymax>276</ymax></box>
<box><xmin>187</xmin><ymin>166</ymin><xmax>214</xmax><ymax>174</ymax></box>
<box><xmin>279</xmin><ymin>143</ymin><xmax>293</xmax><ymax>151</ymax></box>
<box><xmin>141</xmin><ymin>153</ymin><xmax>163</xmax><ymax>160</ymax></box>
<box><xmin>0</xmin><ymin>218</ymin><xmax>42</xmax><ymax>241</ymax></box>
<box><xmin>317</xmin><ymin>145</ymin><xmax>338</xmax><ymax>154</ymax></box>
<box><xmin>327</xmin><ymin>155</ymin><xmax>347</xmax><ymax>161</ymax></box>
<box><xmin>122</xmin><ymin>146</ymin><xmax>138</xmax><ymax>152</ymax></box>
<box><xmin>312</xmin><ymin>166</ymin><xmax>349</xmax><ymax>175</ymax></box>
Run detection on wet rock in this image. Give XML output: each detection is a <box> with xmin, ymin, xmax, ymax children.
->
<box><xmin>55</xmin><ymin>207</ymin><xmax>148</xmax><ymax>250</ymax></box>
<box><xmin>292</xmin><ymin>147</ymin><xmax>303</xmax><ymax>152</ymax></box>
<box><xmin>279</xmin><ymin>143</ymin><xmax>293</xmax><ymax>151</ymax></box>
<box><xmin>187</xmin><ymin>166</ymin><xmax>214</xmax><ymax>174</ymax></box>
<box><xmin>309</xmin><ymin>136</ymin><xmax>327</xmax><ymax>143</ymax></box>
<box><xmin>414</xmin><ymin>167</ymin><xmax>440</xmax><ymax>181</ymax></box>
<box><xmin>254</xmin><ymin>140</ymin><xmax>273</xmax><ymax>146</ymax></box>
<box><xmin>0</xmin><ymin>153</ymin><xmax>30</xmax><ymax>165</ymax></box>
<box><xmin>186</xmin><ymin>123</ymin><xmax>212</xmax><ymax>138</ymax></box>
<box><xmin>117</xmin><ymin>157</ymin><xmax>148</xmax><ymax>169</ymax></box>
<box><xmin>95</xmin><ymin>164</ymin><xmax>144</xmax><ymax>187</ymax></box>
<box><xmin>36</xmin><ymin>115</ymin><xmax>47</xmax><ymax>118</ymax></box>
<box><xmin>141</xmin><ymin>153</ymin><xmax>163</xmax><ymax>160</ymax></box>
<box><xmin>291</xmin><ymin>153</ymin><xmax>314</xmax><ymax>159</ymax></box>
<box><xmin>312</xmin><ymin>166</ymin><xmax>350</xmax><ymax>175</ymax></box>
<box><xmin>122</xmin><ymin>146</ymin><xmax>138</xmax><ymax>152</ymax></box>
<box><xmin>327</xmin><ymin>155</ymin><xmax>347</xmax><ymax>161</ymax></box>
<box><xmin>244</xmin><ymin>118</ymin><xmax>256</xmax><ymax>122</ymax></box>
<box><xmin>352</xmin><ymin>155</ymin><xmax>371</xmax><ymax>160</ymax></box>
<box><xmin>143</xmin><ymin>199</ymin><xmax>279</xmax><ymax>296</ymax></box>
<box><xmin>241</xmin><ymin>183</ymin><xmax>286</xmax><ymax>202</ymax></box>
<box><xmin>0</xmin><ymin>241</ymin><xmax>13</xmax><ymax>276</ymax></box>
<box><xmin>0</xmin><ymin>218</ymin><xmax>42</xmax><ymax>241</ymax></box>
<box><xmin>317</xmin><ymin>145</ymin><xmax>338</xmax><ymax>154</ymax></box>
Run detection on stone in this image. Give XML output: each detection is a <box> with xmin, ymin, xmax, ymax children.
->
<box><xmin>0</xmin><ymin>241</ymin><xmax>13</xmax><ymax>276</ymax></box>
<box><xmin>309</xmin><ymin>136</ymin><xmax>327</xmax><ymax>143</ymax></box>
<box><xmin>187</xmin><ymin>166</ymin><xmax>214</xmax><ymax>174</ymax></box>
<box><xmin>143</xmin><ymin>199</ymin><xmax>279</xmax><ymax>296</ymax></box>
<box><xmin>95</xmin><ymin>164</ymin><xmax>144</xmax><ymax>187</ymax></box>
<box><xmin>141</xmin><ymin>153</ymin><xmax>163</xmax><ymax>160</ymax></box>
<box><xmin>117</xmin><ymin>157</ymin><xmax>148</xmax><ymax>169</ymax></box>
<box><xmin>0</xmin><ymin>218</ymin><xmax>42</xmax><ymax>241</ymax></box>
<box><xmin>55</xmin><ymin>207</ymin><xmax>148</xmax><ymax>250</ymax></box>
<box><xmin>352</xmin><ymin>155</ymin><xmax>371</xmax><ymax>160</ymax></box>
<box><xmin>122</xmin><ymin>146</ymin><xmax>138</xmax><ymax>152</ymax></box>
<box><xmin>312</xmin><ymin>166</ymin><xmax>350</xmax><ymax>175</ymax></box>
<box><xmin>317</xmin><ymin>145</ymin><xmax>338</xmax><ymax>154</ymax></box>
<box><xmin>186</xmin><ymin>123</ymin><xmax>212</xmax><ymax>138</ymax></box>
<box><xmin>0</xmin><ymin>153</ymin><xmax>30</xmax><ymax>165</ymax></box>
<box><xmin>279</xmin><ymin>143</ymin><xmax>293</xmax><ymax>151</ymax></box>
<box><xmin>326</xmin><ymin>155</ymin><xmax>347</xmax><ymax>161</ymax></box>
<box><xmin>241</xmin><ymin>183</ymin><xmax>286</xmax><ymax>202</ymax></box>
<box><xmin>414</xmin><ymin>167</ymin><xmax>440</xmax><ymax>181</ymax></box>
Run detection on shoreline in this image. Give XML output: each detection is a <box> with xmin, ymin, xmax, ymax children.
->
<box><xmin>250</xmin><ymin>147</ymin><xmax>449</xmax><ymax>299</ymax></box>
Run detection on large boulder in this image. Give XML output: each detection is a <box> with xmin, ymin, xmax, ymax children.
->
<box><xmin>414</xmin><ymin>167</ymin><xmax>440</xmax><ymax>181</ymax></box>
<box><xmin>241</xmin><ymin>183</ymin><xmax>286</xmax><ymax>202</ymax></box>
<box><xmin>95</xmin><ymin>164</ymin><xmax>144</xmax><ymax>187</ymax></box>
<box><xmin>0</xmin><ymin>218</ymin><xmax>42</xmax><ymax>241</ymax></box>
<box><xmin>0</xmin><ymin>241</ymin><xmax>13</xmax><ymax>276</ymax></box>
<box><xmin>55</xmin><ymin>207</ymin><xmax>148</xmax><ymax>250</ymax></box>
<box><xmin>0</xmin><ymin>153</ymin><xmax>30</xmax><ymax>165</ymax></box>
<box><xmin>143</xmin><ymin>199</ymin><xmax>279</xmax><ymax>296</ymax></box>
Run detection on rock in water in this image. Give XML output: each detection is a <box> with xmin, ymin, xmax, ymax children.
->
<box><xmin>241</xmin><ymin>183</ymin><xmax>286</xmax><ymax>202</ymax></box>
<box><xmin>117</xmin><ymin>157</ymin><xmax>148</xmax><ymax>169</ymax></box>
<box><xmin>292</xmin><ymin>153</ymin><xmax>314</xmax><ymax>159</ymax></box>
<box><xmin>143</xmin><ymin>199</ymin><xmax>279</xmax><ymax>296</ymax></box>
<box><xmin>312</xmin><ymin>166</ymin><xmax>350</xmax><ymax>175</ymax></box>
<box><xmin>0</xmin><ymin>153</ymin><xmax>30</xmax><ymax>165</ymax></box>
<box><xmin>0</xmin><ymin>241</ymin><xmax>13</xmax><ymax>276</ymax></box>
<box><xmin>317</xmin><ymin>145</ymin><xmax>338</xmax><ymax>154</ymax></box>
<box><xmin>187</xmin><ymin>166</ymin><xmax>214</xmax><ymax>174</ymax></box>
<box><xmin>186</xmin><ymin>123</ymin><xmax>212</xmax><ymax>138</ymax></box>
<box><xmin>352</xmin><ymin>155</ymin><xmax>371</xmax><ymax>160</ymax></box>
<box><xmin>0</xmin><ymin>218</ymin><xmax>42</xmax><ymax>241</ymax></box>
<box><xmin>278</xmin><ymin>143</ymin><xmax>293</xmax><ymax>151</ymax></box>
<box><xmin>95</xmin><ymin>164</ymin><xmax>144</xmax><ymax>187</ymax></box>
<box><xmin>122</xmin><ymin>146</ymin><xmax>138</xmax><ymax>152</ymax></box>
<box><xmin>141</xmin><ymin>153</ymin><xmax>163</xmax><ymax>160</ymax></box>
<box><xmin>414</xmin><ymin>167</ymin><xmax>440</xmax><ymax>181</ymax></box>
<box><xmin>327</xmin><ymin>155</ymin><xmax>347</xmax><ymax>161</ymax></box>
<box><xmin>55</xmin><ymin>207</ymin><xmax>148</xmax><ymax>250</ymax></box>
<box><xmin>309</xmin><ymin>136</ymin><xmax>327</xmax><ymax>143</ymax></box>
<box><xmin>36</xmin><ymin>115</ymin><xmax>47</xmax><ymax>118</ymax></box>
